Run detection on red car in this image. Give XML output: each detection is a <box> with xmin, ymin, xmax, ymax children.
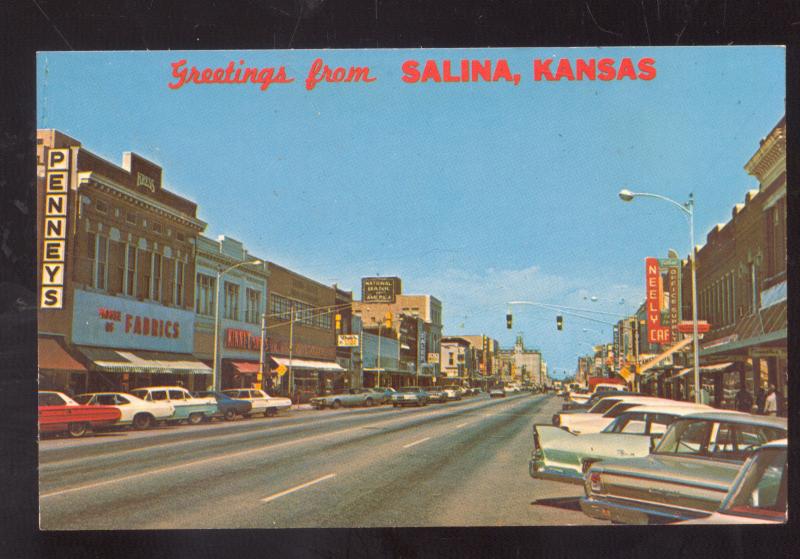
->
<box><xmin>38</xmin><ymin>391</ymin><xmax>121</xmax><ymax>438</ymax></box>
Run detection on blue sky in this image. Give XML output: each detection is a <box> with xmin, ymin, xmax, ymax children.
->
<box><xmin>37</xmin><ymin>47</ymin><xmax>785</xmax><ymax>377</ymax></box>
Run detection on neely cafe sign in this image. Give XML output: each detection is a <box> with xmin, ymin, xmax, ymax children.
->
<box><xmin>41</xmin><ymin>148</ymin><xmax>70</xmax><ymax>309</ymax></box>
<box><xmin>71</xmin><ymin>290</ymin><xmax>195</xmax><ymax>353</ymax></box>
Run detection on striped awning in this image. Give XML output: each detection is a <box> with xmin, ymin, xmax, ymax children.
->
<box><xmin>673</xmin><ymin>362</ymin><xmax>735</xmax><ymax>379</ymax></box>
<box><xmin>271</xmin><ymin>356</ymin><xmax>344</xmax><ymax>372</ymax></box>
<box><xmin>75</xmin><ymin>346</ymin><xmax>212</xmax><ymax>375</ymax></box>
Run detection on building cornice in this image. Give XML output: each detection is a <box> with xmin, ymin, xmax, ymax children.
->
<box><xmin>78</xmin><ymin>171</ymin><xmax>207</xmax><ymax>232</ymax></box>
<box><xmin>744</xmin><ymin>123</ymin><xmax>786</xmax><ymax>185</ymax></box>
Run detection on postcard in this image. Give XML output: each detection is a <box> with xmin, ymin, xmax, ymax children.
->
<box><xmin>36</xmin><ymin>47</ymin><xmax>787</xmax><ymax>529</ymax></box>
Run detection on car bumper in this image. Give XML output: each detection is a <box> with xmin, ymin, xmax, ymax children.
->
<box><xmin>579</xmin><ymin>495</ymin><xmax>710</xmax><ymax>524</ymax></box>
<box><xmin>528</xmin><ymin>458</ymin><xmax>584</xmax><ymax>485</ymax></box>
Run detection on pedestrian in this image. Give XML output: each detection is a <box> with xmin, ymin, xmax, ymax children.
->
<box><xmin>764</xmin><ymin>385</ymin><xmax>778</xmax><ymax>416</ymax></box>
<box><xmin>734</xmin><ymin>387</ymin><xmax>753</xmax><ymax>413</ymax></box>
<box><xmin>755</xmin><ymin>384</ymin><xmax>767</xmax><ymax>415</ymax></box>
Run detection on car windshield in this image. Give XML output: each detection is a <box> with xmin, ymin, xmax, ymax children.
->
<box><xmin>602</xmin><ymin>402</ymin><xmax>638</xmax><ymax>418</ymax></box>
<box><xmin>655</xmin><ymin>419</ymin><xmax>785</xmax><ymax>461</ymax></box>
<box><xmin>720</xmin><ymin>447</ymin><xmax>787</xmax><ymax>520</ymax></box>
<box><xmin>588</xmin><ymin>398</ymin><xmax>621</xmax><ymax>414</ymax></box>
<box><xmin>73</xmin><ymin>394</ymin><xmax>93</xmax><ymax>404</ymax></box>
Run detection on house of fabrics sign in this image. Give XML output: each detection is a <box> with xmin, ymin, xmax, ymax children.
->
<box><xmin>644</xmin><ymin>257</ymin><xmax>681</xmax><ymax>346</ymax></box>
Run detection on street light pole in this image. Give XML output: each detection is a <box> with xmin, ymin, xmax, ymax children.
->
<box><xmin>619</xmin><ymin>189</ymin><xmax>700</xmax><ymax>404</ymax></box>
<box><xmin>212</xmin><ymin>259</ymin><xmax>262</xmax><ymax>392</ymax></box>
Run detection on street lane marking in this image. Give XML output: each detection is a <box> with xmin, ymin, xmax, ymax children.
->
<box><xmin>403</xmin><ymin>437</ymin><xmax>431</xmax><ymax>449</ymax></box>
<box><xmin>261</xmin><ymin>473</ymin><xmax>336</xmax><ymax>503</ymax></box>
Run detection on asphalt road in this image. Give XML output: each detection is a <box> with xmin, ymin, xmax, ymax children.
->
<box><xmin>39</xmin><ymin>393</ymin><xmax>604</xmax><ymax>529</ymax></box>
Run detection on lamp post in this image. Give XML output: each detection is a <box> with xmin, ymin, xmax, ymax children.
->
<box><xmin>212</xmin><ymin>259</ymin><xmax>262</xmax><ymax>392</ymax></box>
<box><xmin>618</xmin><ymin>188</ymin><xmax>700</xmax><ymax>404</ymax></box>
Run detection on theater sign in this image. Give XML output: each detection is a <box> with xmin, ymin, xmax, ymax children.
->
<box><xmin>71</xmin><ymin>289</ymin><xmax>195</xmax><ymax>353</ymax></box>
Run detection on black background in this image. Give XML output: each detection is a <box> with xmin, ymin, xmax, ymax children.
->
<box><xmin>2</xmin><ymin>1</ymin><xmax>798</xmax><ymax>557</ymax></box>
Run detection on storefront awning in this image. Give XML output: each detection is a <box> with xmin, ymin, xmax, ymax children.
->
<box><xmin>363</xmin><ymin>367</ymin><xmax>414</xmax><ymax>376</ymax></box>
<box><xmin>271</xmin><ymin>356</ymin><xmax>344</xmax><ymax>372</ymax></box>
<box><xmin>230</xmin><ymin>360</ymin><xmax>261</xmax><ymax>374</ymax></box>
<box><xmin>75</xmin><ymin>346</ymin><xmax>212</xmax><ymax>375</ymax></box>
<box><xmin>38</xmin><ymin>338</ymin><xmax>87</xmax><ymax>372</ymax></box>
<box><xmin>673</xmin><ymin>362</ymin><xmax>735</xmax><ymax>380</ymax></box>
<box><xmin>637</xmin><ymin>337</ymin><xmax>694</xmax><ymax>375</ymax></box>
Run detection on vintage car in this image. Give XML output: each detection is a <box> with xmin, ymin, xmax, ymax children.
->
<box><xmin>367</xmin><ymin>387</ymin><xmax>396</xmax><ymax>404</ymax></box>
<box><xmin>440</xmin><ymin>386</ymin><xmax>463</xmax><ymax>400</ymax></box>
<box><xmin>580</xmin><ymin>412</ymin><xmax>787</xmax><ymax>524</ymax></box>
<box><xmin>38</xmin><ymin>391</ymin><xmax>121</xmax><ymax>437</ymax></box>
<box><xmin>74</xmin><ymin>392</ymin><xmax>174</xmax><ymax>429</ymax></box>
<box><xmin>309</xmin><ymin>387</ymin><xmax>382</xmax><ymax>409</ymax></box>
<box><xmin>560</xmin><ymin>390</ymin><xmax>640</xmax><ymax>413</ymax></box>
<box><xmin>530</xmin><ymin>404</ymin><xmax>711</xmax><ymax>484</ymax></box>
<box><xmin>425</xmin><ymin>387</ymin><xmax>449</xmax><ymax>403</ymax></box>
<box><xmin>556</xmin><ymin>396</ymin><xmax>704</xmax><ymax>433</ymax></box>
<box><xmin>390</xmin><ymin>386</ymin><xmax>429</xmax><ymax>407</ymax></box>
<box><xmin>129</xmin><ymin>386</ymin><xmax>218</xmax><ymax>424</ymax></box>
<box><xmin>222</xmin><ymin>388</ymin><xmax>292</xmax><ymax>416</ymax></box>
<box><xmin>193</xmin><ymin>391</ymin><xmax>253</xmax><ymax>420</ymax></box>
<box><xmin>679</xmin><ymin>438</ymin><xmax>787</xmax><ymax>524</ymax></box>
<box><xmin>489</xmin><ymin>387</ymin><xmax>506</xmax><ymax>398</ymax></box>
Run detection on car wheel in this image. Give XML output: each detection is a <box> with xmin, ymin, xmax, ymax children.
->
<box><xmin>223</xmin><ymin>409</ymin><xmax>237</xmax><ymax>421</ymax></box>
<box><xmin>188</xmin><ymin>413</ymin><xmax>204</xmax><ymax>425</ymax></box>
<box><xmin>132</xmin><ymin>413</ymin><xmax>154</xmax><ymax>430</ymax></box>
<box><xmin>331</xmin><ymin>400</ymin><xmax>342</xmax><ymax>409</ymax></box>
<box><xmin>68</xmin><ymin>422</ymin><xmax>88</xmax><ymax>438</ymax></box>
<box><xmin>266</xmin><ymin>408</ymin><xmax>277</xmax><ymax>418</ymax></box>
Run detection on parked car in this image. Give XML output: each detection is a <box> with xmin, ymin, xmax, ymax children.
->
<box><xmin>390</xmin><ymin>386</ymin><xmax>429</xmax><ymax>407</ymax></box>
<box><xmin>74</xmin><ymin>392</ymin><xmax>174</xmax><ymax>429</ymax></box>
<box><xmin>530</xmin><ymin>404</ymin><xmax>711</xmax><ymax>485</ymax></box>
<box><xmin>222</xmin><ymin>388</ymin><xmax>292</xmax><ymax>416</ymax></box>
<box><xmin>309</xmin><ymin>387</ymin><xmax>381</xmax><ymax>409</ymax></box>
<box><xmin>679</xmin><ymin>438</ymin><xmax>787</xmax><ymax>524</ymax></box>
<box><xmin>580</xmin><ymin>412</ymin><xmax>787</xmax><ymax>524</ymax></box>
<box><xmin>440</xmin><ymin>386</ymin><xmax>463</xmax><ymax>401</ymax></box>
<box><xmin>473</xmin><ymin>387</ymin><xmax>485</xmax><ymax>396</ymax></box>
<box><xmin>425</xmin><ymin>387</ymin><xmax>449</xmax><ymax>403</ymax></box>
<box><xmin>129</xmin><ymin>386</ymin><xmax>218</xmax><ymax>425</ymax></box>
<box><xmin>193</xmin><ymin>391</ymin><xmax>252</xmax><ymax>420</ymax></box>
<box><xmin>560</xmin><ymin>390</ymin><xmax>639</xmax><ymax>413</ymax></box>
<box><xmin>368</xmin><ymin>387</ymin><xmax>395</xmax><ymax>404</ymax></box>
<box><xmin>489</xmin><ymin>387</ymin><xmax>506</xmax><ymax>398</ymax></box>
<box><xmin>558</xmin><ymin>397</ymin><xmax>712</xmax><ymax>435</ymax></box>
<box><xmin>38</xmin><ymin>391</ymin><xmax>121</xmax><ymax>438</ymax></box>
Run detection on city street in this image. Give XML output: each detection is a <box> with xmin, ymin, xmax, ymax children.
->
<box><xmin>39</xmin><ymin>393</ymin><xmax>603</xmax><ymax>529</ymax></box>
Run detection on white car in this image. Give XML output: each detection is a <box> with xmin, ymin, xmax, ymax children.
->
<box><xmin>222</xmin><ymin>388</ymin><xmax>292</xmax><ymax>417</ymax></box>
<box><xmin>439</xmin><ymin>387</ymin><xmax>462</xmax><ymax>401</ymax></box>
<box><xmin>129</xmin><ymin>386</ymin><xmax>218</xmax><ymax>424</ymax></box>
<box><xmin>558</xmin><ymin>397</ymin><xmax>712</xmax><ymax>434</ymax></box>
<box><xmin>75</xmin><ymin>392</ymin><xmax>175</xmax><ymax>430</ymax></box>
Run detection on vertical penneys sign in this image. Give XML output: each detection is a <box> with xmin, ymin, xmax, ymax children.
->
<box><xmin>41</xmin><ymin>148</ymin><xmax>70</xmax><ymax>309</ymax></box>
<box><xmin>645</xmin><ymin>257</ymin><xmax>670</xmax><ymax>344</ymax></box>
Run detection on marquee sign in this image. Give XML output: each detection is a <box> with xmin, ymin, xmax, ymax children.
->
<box><xmin>41</xmin><ymin>148</ymin><xmax>71</xmax><ymax>309</ymax></box>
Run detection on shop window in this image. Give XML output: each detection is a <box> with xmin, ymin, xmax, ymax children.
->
<box><xmin>224</xmin><ymin>281</ymin><xmax>240</xmax><ymax>321</ymax></box>
<box><xmin>196</xmin><ymin>273</ymin><xmax>215</xmax><ymax>316</ymax></box>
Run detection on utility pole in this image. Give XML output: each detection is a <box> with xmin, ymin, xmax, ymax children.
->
<box><xmin>259</xmin><ymin>311</ymin><xmax>267</xmax><ymax>390</ymax></box>
<box><xmin>288</xmin><ymin>302</ymin><xmax>295</xmax><ymax>402</ymax></box>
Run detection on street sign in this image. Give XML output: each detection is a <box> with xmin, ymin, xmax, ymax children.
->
<box><xmin>275</xmin><ymin>364</ymin><xmax>288</xmax><ymax>376</ymax></box>
<box><xmin>337</xmin><ymin>334</ymin><xmax>360</xmax><ymax>347</ymax></box>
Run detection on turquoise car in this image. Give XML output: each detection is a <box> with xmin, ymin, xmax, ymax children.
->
<box><xmin>130</xmin><ymin>386</ymin><xmax>218</xmax><ymax>424</ymax></box>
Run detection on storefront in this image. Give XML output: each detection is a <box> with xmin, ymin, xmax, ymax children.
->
<box><xmin>70</xmin><ymin>289</ymin><xmax>210</xmax><ymax>391</ymax></box>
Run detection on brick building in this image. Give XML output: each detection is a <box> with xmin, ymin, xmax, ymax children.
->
<box><xmin>37</xmin><ymin>130</ymin><xmax>209</xmax><ymax>394</ymax></box>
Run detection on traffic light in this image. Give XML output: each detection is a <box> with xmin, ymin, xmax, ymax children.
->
<box><xmin>506</xmin><ymin>313</ymin><xmax>513</xmax><ymax>329</ymax></box>
<box><xmin>335</xmin><ymin>313</ymin><xmax>342</xmax><ymax>332</ymax></box>
<box><xmin>556</xmin><ymin>315</ymin><xmax>563</xmax><ymax>330</ymax></box>
<box><xmin>384</xmin><ymin>311</ymin><xmax>393</xmax><ymax>329</ymax></box>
